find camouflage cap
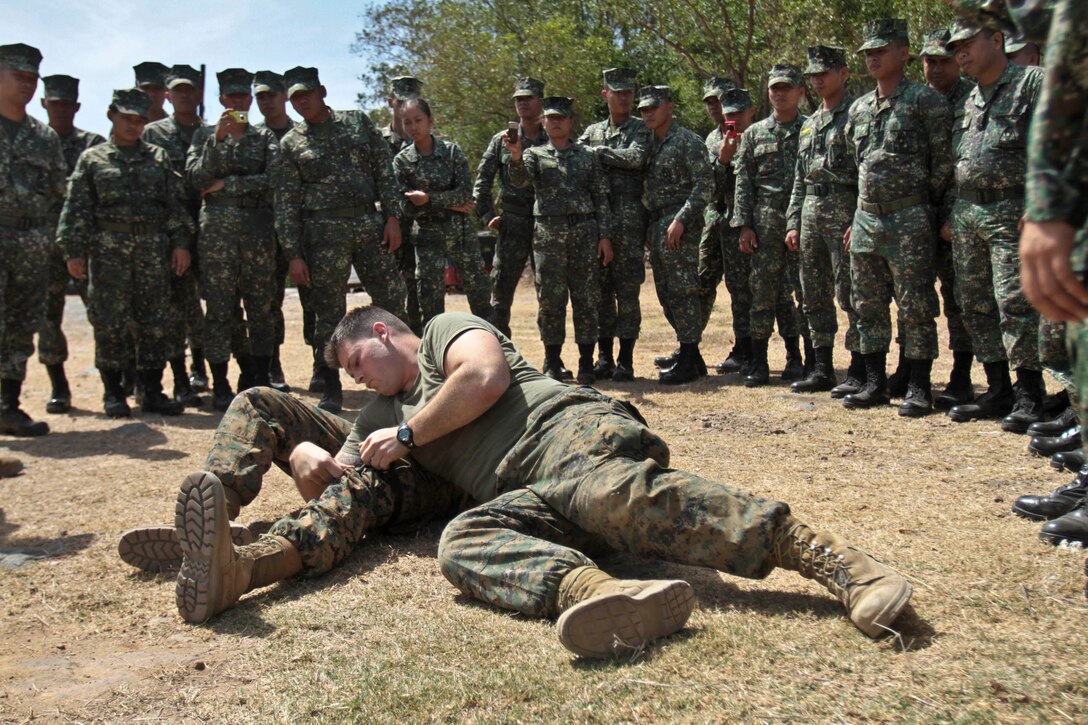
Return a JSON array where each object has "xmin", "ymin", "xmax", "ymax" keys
[
  {"xmin": 284, "ymin": 66, "xmax": 321, "ymax": 97},
  {"xmin": 948, "ymin": 17, "xmax": 984, "ymax": 46},
  {"xmin": 0, "ymin": 43, "xmax": 43, "ymax": 74},
  {"xmin": 42, "ymin": 74, "xmax": 79, "ymax": 102},
  {"xmin": 1004, "ymin": 35, "xmax": 1029, "ymax": 55},
  {"xmin": 134, "ymin": 61, "xmax": 168, "ymax": 88},
  {"xmin": 637, "ymin": 85, "xmax": 672, "ymax": 110},
  {"xmin": 252, "ymin": 70, "xmax": 285, "ymax": 94},
  {"xmin": 804, "ymin": 46, "xmax": 849, "ymax": 74},
  {"xmin": 920, "ymin": 28, "xmax": 953, "ymax": 58},
  {"xmin": 857, "ymin": 18, "xmax": 910, "ymax": 52},
  {"xmin": 718, "ymin": 86, "xmax": 753, "ymax": 114},
  {"xmin": 602, "ymin": 67, "xmax": 636, "ymax": 91},
  {"xmin": 702, "ymin": 75, "xmax": 734, "ymax": 101},
  {"xmin": 165, "ymin": 64, "xmax": 201, "ymax": 90},
  {"xmin": 110, "ymin": 88, "xmax": 151, "ymax": 119},
  {"xmin": 389, "ymin": 75, "xmax": 423, "ymax": 100},
  {"xmin": 512, "ymin": 76, "xmax": 545, "ymax": 98},
  {"xmin": 541, "ymin": 96, "xmax": 574, "ymax": 117},
  {"xmin": 767, "ymin": 63, "xmax": 803, "ymax": 87},
  {"xmin": 217, "ymin": 68, "xmax": 253, "ymax": 96}
]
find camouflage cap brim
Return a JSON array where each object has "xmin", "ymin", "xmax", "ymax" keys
[
  {"xmin": 287, "ymin": 80, "xmax": 319, "ymax": 97},
  {"xmin": 1005, "ymin": 38, "xmax": 1028, "ymax": 54},
  {"xmin": 856, "ymin": 37, "xmax": 893, "ymax": 53}
]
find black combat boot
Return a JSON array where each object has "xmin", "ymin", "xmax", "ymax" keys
[
  {"xmin": 141, "ymin": 367, "xmax": 184, "ymax": 416},
  {"xmin": 1013, "ymin": 468, "xmax": 1088, "ymax": 521},
  {"xmin": 898, "ymin": 358, "xmax": 933, "ymax": 417},
  {"xmin": 542, "ymin": 344, "xmax": 566, "ymax": 381},
  {"xmin": 0, "ymin": 379, "xmax": 49, "ymax": 437},
  {"xmin": 716, "ymin": 336, "xmax": 751, "ymax": 375},
  {"xmin": 269, "ymin": 345, "xmax": 290, "ymax": 393},
  {"xmin": 934, "ymin": 351, "xmax": 974, "ymax": 410},
  {"xmin": 744, "ymin": 338, "xmax": 771, "ymax": 388},
  {"xmin": 189, "ymin": 348, "xmax": 209, "ymax": 392},
  {"xmin": 654, "ymin": 348, "xmax": 680, "ymax": 369},
  {"xmin": 613, "ymin": 338, "xmax": 636, "ymax": 382},
  {"xmin": 801, "ymin": 336, "xmax": 815, "ymax": 378},
  {"xmin": 593, "ymin": 337, "xmax": 615, "ymax": 380},
  {"xmin": 781, "ymin": 336, "xmax": 803, "ymax": 381},
  {"xmin": 1001, "ymin": 368, "xmax": 1046, "ymax": 433},
  {"xmin": 171, "ymin": 356, "xmax": 203, "ymax": 408},
  {"xmin": 120, "ymin": 360, "xmax": 138, "ymax": 398},
  {"xmin": 250, "ymin": 355, "xmax": 273, "ymax": 389},
  {"xmin": 659, "ymin": 343, "xmax": 701, "ymax": 385},
  {"xmin": 886, "ymin": 347, "xmax": 910, "ymax": 398},
  {"xmin": 45, "ymin": 363, "xmax": 71, "ymax": 414},
  {"xmin": 577, "ymin": 343, "xmax": 596, "ymax": 386},
  {"xmin": 1052, "ymin": 448, "xmax": 1086, "ymax": 473},
  {"xmin": 842, "ymin": 352, "xmax": 889, "ymax": 409},
  {"xmin": 791, "ymin": 346, "xmax": 836, "ymax": 393},
  {"xmin": 948, "ymin": 361, "xmax": 1013, "ymax": 422},
  {"xmin": 1039, "ymin": 501, "xmax": 1088, "ymax": 546},
  {"xmin": 318, "ymin": 364, "xmax": 343, "ymax": 413},
  {"xmin": 830, "ymin": 351, "xmax": 865, "ymax": 399},
  {"xmin": 210, "ymin": 361, "xmax": 234, "ymax": 412},
  {"xmin": 1029, "ymin": 407, "xmax": 1078, "ymax": 437},
  {"xmin": 100, "ymin": 369, "xmax": 131, "ymax": 419},
  {"xmin": 308, "ymin": 354, "xmax": 325, "ymax": 394}
]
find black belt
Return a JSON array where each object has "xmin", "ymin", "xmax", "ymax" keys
[
  {"xmin": 0, "ymin": 214, "xmax": 45, "ymax": 230},
  {"xmin": 955, "ymin": 186, "xmax": 1024, "ymax": 204},
  {"xmin": 806, "ymin": 183, "xmax": 858, "ymax": 198},
  {"xmin": 500, "ymin": 200, "xmax": 533, "ymax": 217},
  {"xmin": 857, "ymin": 194, "xmax": 926, "ymax": 216},
  {"xmin": 97, "ymin": 220, "xmax": 161, "ymax": 234},
  {"xmin": 302, "ymin": 204, "xmax": 377, "ymax": 220},
  {"xmin": 535, "ymin": 212, "xmax": 595, "ymax": 226},
  {"xmin": 648, "ymin": 203, "xmax": 684, "ymax": 223},
  {"xmin": 204, "ymin": 195, "xmax": 267, "ymax": 209}
]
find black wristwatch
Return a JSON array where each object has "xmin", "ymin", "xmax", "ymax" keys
[{"xmin": 396, "ymin": 422, "xmax": 415, "ymax": 449}]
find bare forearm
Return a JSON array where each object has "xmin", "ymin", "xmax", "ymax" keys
[{"xmin": 408, "ymin": 365, "xmax": 509, "ymax": 445}]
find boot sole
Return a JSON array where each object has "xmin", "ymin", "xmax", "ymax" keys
[
  {"xmin": 1010, "ymin": 505, "xmax": 1051, "ymax": 522},
  {"xmin": 556, "ymin": 580, "xmax": 695, "ymax": 658},
  {"xmin": 852, "ymin": 579, "xmax": 913, "ymax": 638},
  {"xmin": 175, "ymin": 471, "xmax": 228, "ymax": 623},
  {"xmin": 120, "ymin": 522, "xmax": 253, "ymax": 571}
]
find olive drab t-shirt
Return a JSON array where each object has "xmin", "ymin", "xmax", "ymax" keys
[{"xmin": 341, "ymin": 312, "xmax": 567, "ymax": 502}]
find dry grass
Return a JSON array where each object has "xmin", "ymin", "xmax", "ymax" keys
[{"xmin": 1, "ymin": 274, "xmax": 1086, "ymax": 723}]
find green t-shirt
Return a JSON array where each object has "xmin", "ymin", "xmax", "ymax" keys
[{"xmin": 340, "ymin": 312, "xmax": 567, "ymax": 502}]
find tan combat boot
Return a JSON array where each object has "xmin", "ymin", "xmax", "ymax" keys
[
  {"xmin": 175, "ymin": 471, "xmax": 302, "ymax": 623},
  {"xmin": 770, "ymin": 515, "xmax": 912, "ymax": 637},
  {"xmin": 554, "ymin": 566, "xmax": 695, "ymax": 658},
  {"xmin": 118, "ymin": 522, "xmax": 254, "ymax": 571},
  {"xmin": 0, "ymin": 453, "xmax": 24, "ymax": 478}
]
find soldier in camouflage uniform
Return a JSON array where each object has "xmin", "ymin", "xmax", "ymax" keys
[
  {"xmin": 393, "ymin": 97, "xmax": 491, "ymax": 326},
  {"xmin": 732, "ymin": 64, "xmax": 808, "ymax": 388},
  {"xmin": 253, "ymin": 70, "xmax": 296, "ymax": 394},
  {"xmin": 187, "ymin": 68, "xmax": 281, "ymax": 411},
  {"xmin": 473, "ymin": 78, "xmax": 550, "ymax": 343},
  {"xmin": 639, "ymin": 86, "xmax": 714, "ymax": 384},
  {"xmin": 0, "ymin": 44, "xmax": 66, "ymax": 437},
  {"xmin": 142, "ymin": 65, "xmax": 207, "ymax": 408},
  {"xmin": 36, "ymin": 74, "xmax": 105, "ymax": 415},
  {"xmin": 842, "ymin": 19, "xmax": 952, "ymax": 416},
  {"xmin": 57, "ymin": 89, "xmax": 192, "ymax": 419},
  {"xmin": 275, "ymin": 66, "xmax": 407, "ymax": 413},
  {"xmin": 508, "ymin": 96, "xmax": 612, "ymax": 385},
  {"xmin": 785, "ymin": 47, "xmax": 859, "ymax": 395},
  {"xmin": 941, "ymin": 20, "xmax": 1045, "ymax": 432},
  {"xmin": 577, "ymin": 68, "xmax": 651, "ymax": 382},
  {"xmin": 917, "ymin": 28, "xmax": 978, "ymax": 410},
  {"xmin": 134, "ymin": 62, "xmax": 169, "ymax": 123},
  {"xmin": 169, "ymin": 305, "xmax": 912, "ymax": 657},
  {"xmin": 1005, "ymin": 34, "xmax": 1042, "ymax": 66}
]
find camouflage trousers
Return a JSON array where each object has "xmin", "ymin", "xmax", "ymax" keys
[
  {"xmin": 300, "ymin": 214, "xmax": 407, "ymax": 350},
  {"xmin": 164, "ymin": 264, "xmax": 204, "ymax": 360},
  {"xmin": 1041, "ymin": 319, "xmax": 1076, "ymax": 403},
  {"xmin": 0, "ymin": 226, "xmax": 50, "ymax": 381},
  {"xmin": 414, "ymin": 215, "xmax": 492, "ymax": 326},
  {"xmin": 437, "ymin": 387, "xmax": 790, "ymax": 618},
  {"xmin": 398, "ymin": 225, "xmax": 422, "ymax": 332},
  {"xmin": 490, "ymin": 211, "xmax": 535, "ymax": 337},
  {"xmin": 934, "ymin": 234, "xmax": 972, "ymax": 353},
  {"xmin": 1073, "ymin": 320, "xmax": 1088, "ymax": 447},
  {"xmin": 532, "ymin": 218, "xmax": 601, "ymax": 346},
  {"xmin": 747, "ymin": 208, "xmax": 805, "ymax": 341},
  {"xmin": 648, "ymin": 210, "xmax": 703, "ymax": 344},
  {"xmin": 199, "ymin": 207, "xmax": 277, "ymax": 364},
  {"xmin": 950, "ymin": 198, "xmax": 1040, "ymax": 370},
  {"xmin": 849, "ymin": 206, "xmax": 939, "ymax": 359},
  {"xmin": 205, "ymin": 388, "xmax": 462, "ymax": 574},
  {"xmin": 38, "ymin": 240, "xmax": 88, "ymax": 366},
  {"xmin": 273, "ymin": 243, "xmax": 289, "ymax": 347},
  {"xmin": 87, "ymin": 232, "xmax": 171, "ymax": 371},
  {"xmin": 597, "ymin": 197, "xmax": 646, "ymax": 341},
  {"xmin": 699, "ymin": 213, "xmax": 745, "ymax": 336},
  {"xmin": 799, "ymin": 195, "xmax": 858, "ymax": 351}
]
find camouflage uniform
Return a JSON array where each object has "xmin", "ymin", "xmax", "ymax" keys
[
  {"xmin": 393, "ymin": 136, "xmax": 491, "ymax": 324},
  {"xmin": 473, "ymin": 77, "xmax": 549, "ymax": 338}
]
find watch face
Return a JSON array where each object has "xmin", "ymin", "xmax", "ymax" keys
[{"xmin": 397, "ymin": 426, "xmax": 411, "ymax": 444}]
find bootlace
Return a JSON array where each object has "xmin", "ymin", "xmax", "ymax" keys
[{"xmin": 774, "ymin": 529, "xmax": 849, "ymax": 603}]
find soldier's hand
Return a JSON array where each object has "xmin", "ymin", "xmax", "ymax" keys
[
  {"xmin": 739, "ymin": 226, "xmax": 757, "ymax": 254},
  {"xmin": 940, "ymin": 222, "xmax": 952, "ymax": 241},
  {"xmin": 202, "ymin": 178, "xmax": 226, "ymax": 197},
  {"xmin": 289, "ymin": 442, "xmax": 349, "ymax": 496},
  {"xmin": 1021, "ymin": 220, "xmax": 1088, "ymax": 321},
  {"xmin": 405, "ymin": 190, "xmax": 429, "ymax": 207},
  {"xmin": 171, "ymin": 249, "xmax": 191, "ymax": 277},
  {"xmin": 451, "ymin": 200, "xmax": 475, "ymax": 214},
  {"xmin": 383, "ymin": 216, "xmax": 402, "ymax": 253},
  {"xmin": 598, "ymin": 237, "xmax": 614, "ymax": 266},
  {"xmin": 718, "ymin": 134, "xmax": 739, "ymax": 165},
  {"xmin": 289, "ymin": 258, "xmax": 311, "ymax": 287},
  {"xmin": 359, "ymin": 426, "xmax": 408, "ymax": 470},
  {"xmin": 502, "ymin": 132, "xmax": 523, "ymax": 159},
  {"xmin": 214, "ymin": 110, "xmax": 237, "ymax": 142},
  {"xmin": 487, "ymin": 216, "xmax": 502, "ymax": 232},
  {"xmin": 843, "ymin": 225, "xmax": 852, "ymax": 252},
  {"xmin": 785, "ymin": 229, "xmax": 800, "ymax": 252},
  {"xmin": 665, "ymin": 219, "xmax": 685, "ymax": 251},
  {"xmin": 67, "ymin": 258, "xmax": 87, "ymax": 280}
]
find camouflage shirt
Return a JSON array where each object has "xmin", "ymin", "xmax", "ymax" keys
[
  {"xmin": 577, "ymin": 116, "xmax": 652, "ymax": 200},
  {"xmin": 944, "ymin": 76, "xmax": 977, "ymax": 112},
  {"xmin": 786, "ymin": 96, "xmax": 858, "ymax": 232},
  {"xmin": 704, "ymin": 126, "xmax": 739, "ymax": 219},
  {"xmin": 380, "ymin": 124, "xmax": 412, "ymax": 157},
  {"xmin": 256, "ymin": 117, "xmax": 296, "ymax": 142},
  {"xmin": 56, "ymin": 141, "xmax": 195, "ymax": 259},
  {"xmin": 644, "ymin": 122, "xmax": 713, "ymax": 227},
  {"xmin": 142, "ymin": 114, "xmax": 209, "ymax": 217},
  {"xmin": 508, "ymin": 141, "xmax": 611, "ymax": 237},
  {"xmin": 845, "ymin": 78, "xmax": 954, "ymax": 207},
  {"xmin": 392, "ymin": 136, "xmax": 472, "ymax": 224},
  {"xmin": 52, "ymin": 127, "xmax": 106, "ymax": 217},
  {"xmin": 274, "ymin": 109, "xmax": 399, "ymax": 260},
  {"xmin": 472, "ymin": 124, "xmax": 549, "ymax": 224},
  {"xmin": 732, "ymin": 113, "xmax": 806, "ymax": 228},
  {"xmin": 0, "ymin": 113, "xmax": 67, "ymax": 219},
  {"xmin": 186, "ymin": 123, "xmax": 281, "ymax": 208}
]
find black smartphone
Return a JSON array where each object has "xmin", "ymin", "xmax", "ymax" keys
[{"xmin": 506, "ymin": 121, "xmax": 518, "ymax": 143}]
